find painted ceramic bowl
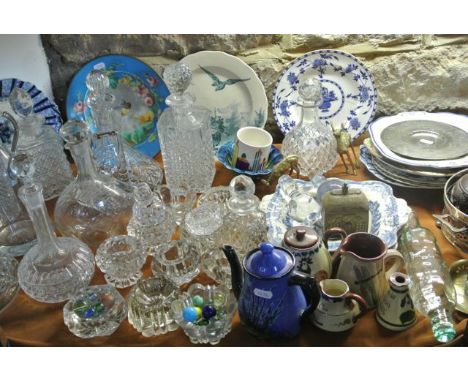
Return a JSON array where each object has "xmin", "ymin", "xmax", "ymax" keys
[{"xmin": 217, "ymin": 140, "xmax": 283, "ymax": 176}]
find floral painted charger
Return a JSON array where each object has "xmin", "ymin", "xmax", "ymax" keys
[
  {"xmin": 273, "ymin": 49, "xmax": 377, "ymax": 141},
  {"xmin": 181, "ymin": 51, "xmax": 268, "ymax": 150},
  {"xmin": 66, "ymin": 55, "xmax": 169, "ymax": 157}
]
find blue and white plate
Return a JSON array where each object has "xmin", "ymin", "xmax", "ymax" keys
[
  {"xmin": 217, "ymin": 140, "xmax": 283, "ymax": 176},
  {"xmin": 273, "ymin": 49, "xmax": 377, "ymax": 141},
  {"xmin": 0, "ymin": 78, "xmax": 62, "ymax": 147},
  {"xmin": 66, "ymin": 55, "xmax": 169, "ymax": 157}
]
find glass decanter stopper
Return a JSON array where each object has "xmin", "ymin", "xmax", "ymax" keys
[
  {"xmin": 220, "ymin": 175, "xmax": 267, "ymax": 259},
  {"xmin": 127, "ymin": 182, "xmax": 176, "ymax": 256},
  {"xmin": 281, "ymin": 72, "xmax": 337, "ymax": 178},
  {"xmin": 11, "ymin": 153, "xmax": 95, "ymax": 303},
  {"xmin": 54, "ymin": 120, "xmax": 134, "ymax": 251},
  {"xmin": 7, "ymin": 88, "xmax": 74, "ymax": 200},
  {"xmin": 86, "ymin": 70, "xmax": 163, "ymax": 190},
  {"xmin": 158, "ymin": 63, "xmax": 215, "ymax": 193}
]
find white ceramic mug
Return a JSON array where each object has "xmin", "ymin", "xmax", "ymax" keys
[{"xmin": 233, "ymin": 127, "xmax": 272, "ymax": 172}]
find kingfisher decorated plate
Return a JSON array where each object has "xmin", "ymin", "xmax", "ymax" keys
[
  {"xmin": 0, "ymin": 78, "xmax": 62, "ymax": 147},
  {"xmin": 273, "ymin": 49, "xmax": 377, "ymax": 141},
  {"xmin": 217, "ymin": 140, "xmax": 283, "ymax": 176},
  {"xmin": 181, "ymin": 51, "xmax": 268, "ymax": 150},
  {"xmin": 66, "ymin": 55, "xmax": 169, "ymax": 157}
]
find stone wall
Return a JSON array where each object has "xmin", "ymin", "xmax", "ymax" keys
[{"xmin": 41, "ymin": 34, "xmax": 468, "ymax": 141}]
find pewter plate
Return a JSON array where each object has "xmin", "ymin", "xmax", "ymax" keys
[{"xmin": 381, "ymin": 120, "xmax": 468, "ymax": 161}]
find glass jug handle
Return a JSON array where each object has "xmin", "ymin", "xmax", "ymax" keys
[
  {"xmin": 1, "ymin": 112, "xmax": 19, "ymax": 179},
  {"xmin": 289, "ymin": 270, "xmax": 320, "ymax": 318}
]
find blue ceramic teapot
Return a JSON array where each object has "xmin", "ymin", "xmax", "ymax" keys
[{"xmin": 222, "ymin": 242, "xmax": 319, "ymax": 338}]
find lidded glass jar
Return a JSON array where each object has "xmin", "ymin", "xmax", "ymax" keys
[
  {"xmin": 158, "ymin": 63, "xmax": 215, "ymax": 193},
  {"xmin": 281, "ymin": 72, "xmax": 337, "ymax": 178},
  {"xmin": 86, "ymin": 70, "xmax": 163, "ymax": 190},
  {"xmin": 11, "ymin": 153, "xmax": 95, "ymax": 303},
  {"xmin": 54, "ymin": 120, "xmax": 134, "ymax": 251}
]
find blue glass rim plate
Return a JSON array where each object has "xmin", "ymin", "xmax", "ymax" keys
[
  {"xmin": 0, "ymin": 78, "xmax": 62, "ymax": 148},
  {"xmin": 217, "ymin": 140, "xmax": 283, "ymax": 176},
  {"xmin": 66, "ymin": 54, "xmax": 169, "ymax": 158},
  {"xmin": 273, "ymin": 49, "xmax": 377, "ymax": 142}
]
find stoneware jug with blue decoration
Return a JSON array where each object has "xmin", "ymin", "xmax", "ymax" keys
[{"xmin": 222, "ymin": 242, "xmax": 319, "ymax": 338}]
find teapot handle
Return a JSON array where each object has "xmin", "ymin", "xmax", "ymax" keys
[
  {"xmin": 289, "ymin": 270, "xmax": 320, "ymax": 318},
  {"xmin": 322, "ymin": 227, "xmax": 347, "ymax": 249}
]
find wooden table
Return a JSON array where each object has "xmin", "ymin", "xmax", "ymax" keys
[{"xmin": 1, "ymin": 151, "xmax": 467, "ymax": 346}]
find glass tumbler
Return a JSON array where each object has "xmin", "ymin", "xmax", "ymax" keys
[{"xmin": 96, "ymin": 235, "xmax": 146, "ymax": 288}]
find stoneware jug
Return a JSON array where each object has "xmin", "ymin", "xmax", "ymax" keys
[
  {"xmin": 222, "ymin": 243, "xmax": 320, "ymax": 339},
  {"xmin": 376, "ymin": 272, "xmax": 416, "ymax": 331},
  {"xmin": 283, "ymin": 226, "xmax": 346, "ymax": 280},
  {"xmin": 331, "ymin": 232, "xmax": 404, "ymax": 308},
  {"xmin": 311, "ymin": 279, "xmax": 368, "ymax": 332}
]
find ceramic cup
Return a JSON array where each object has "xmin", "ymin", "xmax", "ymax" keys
[{"xmin": 234, "ymin": 127, "xmax": 272, "ymax": 172}]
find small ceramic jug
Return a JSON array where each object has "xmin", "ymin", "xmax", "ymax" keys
[
  {"xmin": 376, "ymin": 272, "xmax": 416, "ymax": 331},
  {"xmin": 332, "ymin": 232, "xmax": 404, "ymax": 308},
  {"xmin": 311, "ymin": 279, "xmax": 368, "ymax": 332},
  {"xmin": 283, "ymin": 226, "xmax": 346, "ymax": 280}
]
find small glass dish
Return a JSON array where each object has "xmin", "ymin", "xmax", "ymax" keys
[
  {"xmin": 171, "ymin": 283, "xmax": 237, "ymax": 345},
  {"xmin": 63, "ymin": 285, "xmax": 127, "ymax": 339},
  {"xmin": 151, "ymin": 239, "xmax": 200, "ymax": 287},
  {"xmin": 127, "ymin": 276, "xmax": 180, "ymax": 337},
  {"xmin": 0, "ymin": 256, "xmax": 19, "ymax": 313},
  {"xmin": 96, "ymin": 235, "xmax": 146, "ymax": 288}
]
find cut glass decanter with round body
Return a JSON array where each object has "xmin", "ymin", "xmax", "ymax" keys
[
  {"xmin": 11, "ymin": 154, "xmax": 95, "ymax": 303},
  {"xmin": 54, "ymin": 121, "xmax": 134, "ymax": 252},
  {"xmin": 86, "ymin": 70, "xmax": 163, "ymax": 191},
  {"xmin": 281, "ymin": 73, "xmax": 337, "ymax": 178},
  {"xmin": 158, "ymin": 63, "xmax": 215, "ymax": 193}
]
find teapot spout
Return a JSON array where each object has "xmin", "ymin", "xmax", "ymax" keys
[{"xmin": 222, "ymin": 245, "xmax": 243, "ymax": 300}]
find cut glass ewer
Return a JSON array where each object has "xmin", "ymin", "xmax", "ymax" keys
[
  {"xmin": 86, "ymin": 70, "xmax": 163, "ymax": 191},
  {"xmin": 11, "ymin": 153, "xmax": 95, "ymax": 303}
]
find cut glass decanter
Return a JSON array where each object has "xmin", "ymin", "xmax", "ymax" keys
[
  {"xmin": 281, "ymin": 72, "xmax": 337, "ymax": 178},
  {"xmin": 158, "ymin": 63, "xmax": 215, "ymax": 193},
  {"xmin": 86, "ymin": 70, "xmax": 163, "ymax": 190},
  {"xmin": 54, "ymin": 120, "xmax": 134, "ymax": 251},
  {"xmin": 11, "ymin": 153, "xmax": 95, "ymax": 303}
]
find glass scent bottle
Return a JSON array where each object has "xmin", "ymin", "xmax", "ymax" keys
[
  {"xmin": 398, "ymin": 212, "xmax": 457, "ymax": 343},
  {"xmin": 158, "ymin": 62, "xmax": 215, "ymax": 193},
  {"xmin": 220, "ymin": 175, "xmax": 267, "ymax": 259},
  {"xmin": 5, "ymin": 89, "xmax": 73, "ymax": 200},
  {"xmin": 11, "ymin": 154, "xmax": 95, "ymax": 303},
  {"xmin": 281, "ymin": 72, "xmax": 337, "ymax": 178},
  {"xmin": 127, "ymin": 183, "xmax": 176, "ymax": 256},
  {"xmin": 86, "ymin": 70, "xmax": 163, "ymax": 190},
  {"xmin": 54, "ymin": 120, "xmax": 134, "ymax": 251},
  {"xmin": 63, "ymin": 285, "xmax": 127, "ymax": 339}
]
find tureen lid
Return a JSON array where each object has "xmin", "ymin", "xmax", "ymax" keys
[
  {"xmin": 283, "ymin": 226, "xmax": 319, "ymax": 249},
  {"xmin": 245, "ymin": 243, "xmax": 294, "ymax": 278}
]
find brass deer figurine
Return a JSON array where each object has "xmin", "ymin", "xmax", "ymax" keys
[
  {"xmin": 332, "ymin": 122, "xmax": 360, "ymax": 175},
  {"xmin": 261, "ymin": 155, "xmax": 301, "ymax": 187}
]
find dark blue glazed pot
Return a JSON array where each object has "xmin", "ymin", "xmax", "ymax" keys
[{"xmin": 222, "ymin": 243, "xmax": 320, "ymax": 339}]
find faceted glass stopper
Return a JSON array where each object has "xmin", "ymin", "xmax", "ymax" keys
[
  {"xmin": 60, "ymin": 120, "xmax": 89, "ymax": 144},
  {"xmin": 163, "ymin": 62, "xmax": 192, "ymax": 96},
  {"xmin": 227, "ymin": 175, "xmax": 258, "ymax": 213},
  {"xmin": 9, "ymin": 87, "xmax": 34, "ymax": 118},
  {"xmin": 9, "ymin": 153, "xmax": 35, "ymax": 186},
  {"xmin": 298, "ymin": 71, "xmax": 322, "ymax": 105},
  {"xmin": 86, "ymin": 70, "xmax": 110, "ymax": 93}
]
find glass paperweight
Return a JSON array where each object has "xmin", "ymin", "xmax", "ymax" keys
[
  {"xmin": 159, "ymin": 184, "xmax": 196, "ymax": 225},
  {"xmin": 220, "ymin": 175, "xmax": 267, "ymax": 259},
  {"xmin": 96, "ymin": 235, "xmax": 146, "ymax": 288},
  {"xmin": 0, "ymin": 256, "xmax": 19, "ymax": 313},
  {"xmin": 127, "ymin": 276, "xmax": 180, "ymax": 337},
  {"xmin": 11, "ymin": 154, "xmax": 95, "ymax": 303},
  {"xmin": 281, "ymin": 72, "xmax": 337, "ymax": 179},
  {"xmin": 63, "ymin": 285, "xmax": 127, "ymax": 339},
  {"xmin": 171, "ymin": 283, "xmax": 237, "ymax": 345},
  {"xmin": 86, "ymin": 70, "xmax": 163, "ymax": 190},
  {"xmin": 127, "ymin": 183, "xmax": 176, "ymax": 256},
  {"xmin": 6, "ymin": 88, "xmax": 73, "ymax": 200},
  {"xmin": 54, "ymin": 121, "xmax": 134, "ymax": 251},
  {"xmin": 151, "ymin": 239, "xmax": 200, "ymax": 287},
  {"xmin": 158, "ymin": 62, "xmax": 215, "ymax": 193}
]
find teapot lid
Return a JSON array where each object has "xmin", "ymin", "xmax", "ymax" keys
[
  {"xmin": 283, "ymin": 226, "xmax": 319, "ymax": 249},
  {"xmin": 245, "ymin": 243, "xmax": 294, "ymax": 279}
]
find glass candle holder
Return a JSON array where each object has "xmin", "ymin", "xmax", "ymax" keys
[{"xmin": 96, "ymin": 235, "xmax": 146, "ymax": 288}]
